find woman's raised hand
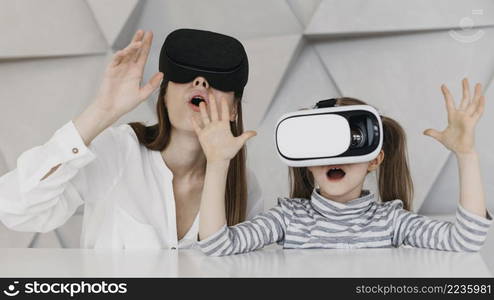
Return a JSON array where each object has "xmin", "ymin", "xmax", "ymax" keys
[
  {"xmin": 93, "ymin": 30, "xmax": 164, "ymax": 120},
  {"xmin": 424, "ymin": 78, "xmax": 486, "ymax": 155},
  {"xmin": 190, "ymin": 95, "xmax": 257, "ymax": 164},
  {"xmin": 72, "ymin": 30, "xmax": 164, "ymax": 146}
]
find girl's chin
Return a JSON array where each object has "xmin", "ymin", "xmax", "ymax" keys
[
  {"xmin": 318, "ymin": 181, "xmax": 356, "ymax": 196},
  {"xmin": 318, "ymin": 187, "xmax": 350, "ymax": 198}
]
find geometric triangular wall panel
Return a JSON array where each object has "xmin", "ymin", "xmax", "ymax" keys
[
  {"xmin": 286, "ymin": 0, "xmax": 322, "ymax": 27},
  {"xmin": 86, "ymin": 0, "xmax": 141, "ymax": 48},
  {"xmin": 134, "ymin": 0, "xmax": 302, "ymax": 41},
  {"xmin": 0, "ymin": 0, "xmax": 107, "ymax": 59},
  {"xmin": 0, "ymin": 151, "xmax": 7, "ymax": 177},
  {"xmin": 306, "ymin": 0, "xmax": 494, "ymax": 36},
  {"xmin": 0, "ymin": 55, "xmax": 107, "ymax": 170},
  {"xmin": 242, "ymin": 34, "xmax": 303, "ymax": 128}
]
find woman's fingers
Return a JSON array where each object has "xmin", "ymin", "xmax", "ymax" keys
[
  {"xmin": 121, "ymin": 41, "xmax": 143, "ymax": 64},
  {"xmin": 129, "ymin": 30, "xmax": 145, "ymax": 62},
  {"xmin": 221, "ymin": 97, "xmax": 230, "ymax": 122},
  {"xmin": 136, "ymin": 31, "xmax": 153, "ymax": 69},
  {"xmin": 459, "ymin": 78, "xmax": 471, "ymax": 110},
  {"xmin": 209, "ymin": 93, "xmax": 219, "ymax": 122},
  {"xmin": 110, "ymin": 30, "xmax": 152, "ymax": 67},
  {"xmin": 138, "ymin": 72, "xmax": 164, "ymax": 101},
  {"xmin": 237, "ymin": 130, "xmax": 257, "ymax": 146},
  {"xmin": 110, "ymin": 50, "xmax": 125, "ymax": 67},
  {"xmin": 131, "ymin": 29, "xmax": 145, "ymax": 44},
  {"xmin": 199, "ymin": 101, "xmax": 210, "ymax": 125},
  {"xmin": 110, "ymin": 41, "xmax": 142, "ymax": 67}
]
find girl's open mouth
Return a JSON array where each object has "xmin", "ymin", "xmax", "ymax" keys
[{"xmin": 326, "ymin": 167, "xmax": 346, "ymax": 181}]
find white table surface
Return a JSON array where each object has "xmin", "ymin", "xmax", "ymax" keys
[{"xmin": 0, "ymin": 246, "xmax": 491, "ymax": 277}]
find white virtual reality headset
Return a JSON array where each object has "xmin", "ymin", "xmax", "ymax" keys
[{"xmin": 275, "ymin": 99, "xmax": 383, "ymax": 167}]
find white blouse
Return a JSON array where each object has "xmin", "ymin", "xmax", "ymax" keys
[{"xmin": 0, "ymin": 121, "xmax": 263, "ymax": 249}]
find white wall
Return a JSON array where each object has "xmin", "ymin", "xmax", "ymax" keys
[{"xmin": 0, "ymin": 0, "xmax": 493, "ymax": 273}]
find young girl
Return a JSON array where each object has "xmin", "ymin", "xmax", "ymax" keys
[{"xmin": 191, "ymin": 79, "xmax": 492, "ymax": 256}]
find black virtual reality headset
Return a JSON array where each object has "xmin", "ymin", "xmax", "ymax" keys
[
  {"xmin": 275, "ymin": 99, "xmax": 383, "ymax": 167},
  {"xmin": 159, "ymin": 28, "xmax": 249, "ymax": 94}
]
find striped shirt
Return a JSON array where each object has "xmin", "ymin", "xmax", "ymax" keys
[{"xmin": 198, "ymin": 190, "xmax": 492, "ymax": 256}]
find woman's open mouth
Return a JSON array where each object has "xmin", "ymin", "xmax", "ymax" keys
[
  {"xmin": 188, "ymin": 95, "xmax": 207, "ymax": 112},
  {"xmin": 326, "ymin": 167, "xmax": 346, "ymax": 181}
]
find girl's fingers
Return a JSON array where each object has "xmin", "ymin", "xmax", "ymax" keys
[
  {"xmin": 138, "ymin": 72, "xmax": 163, "ymax": 101},
  {"xmin": 209, "ymin": 93, "xmax": 219, "ymax": 122},
  {"xmin": 221, "ymin": 97, "xmax": 230, "ymax": 122},
  {"xmin": 471, "ymin": 95, "xmax": 486, "ymax": 121},
  {"xmin": 199, "ymin": 101, "xmax": 210, "ymax": 125},
  {"xmin": 423, "ymin": 128, "xmax": 442, "ymax": 142},
  {"xmin": 467, "ymin": 83, "xmax": 482, "ymax": 116},
  {"xmin": 441, "ymin": 84, "xmax": 456, "ymax": 116},
  {"xmin": 459, "ymin": 78, "xmax": 470, "ymax": 110}
]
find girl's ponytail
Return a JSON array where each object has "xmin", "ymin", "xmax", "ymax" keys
[{"xmin": 378, "ymin": 116, "xmax": 413, "ymax": 210}]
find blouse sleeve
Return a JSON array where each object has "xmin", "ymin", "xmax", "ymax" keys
[{"xmin": 0, "ymin": 120, "xmax": 128, "ymax": 233}]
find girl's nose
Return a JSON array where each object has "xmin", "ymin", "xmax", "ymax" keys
[{"xmin": 193, "ymin": 77, "xmax": 209, "ymax": 89}]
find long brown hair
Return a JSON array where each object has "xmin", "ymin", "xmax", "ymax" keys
[
  {"xmin": 129, "ymin": 80, "xmax": 247, "ymax": 225},
  {"xmin": 289, "ymin": 97, "xmax": 414, "ymax": 210}
]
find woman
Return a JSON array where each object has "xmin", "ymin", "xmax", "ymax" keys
[{"xmin": 0, "ymin": 29, "xmax": 262, "ymax": 249}]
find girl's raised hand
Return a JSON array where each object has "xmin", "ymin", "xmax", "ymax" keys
[
  {"xmin": 424, "ymin": 78, "xmax": 486, "ymax": 155},
  {"xmin": 190, "ymin": 94, "xmax": 257, "ymax": 163}
]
